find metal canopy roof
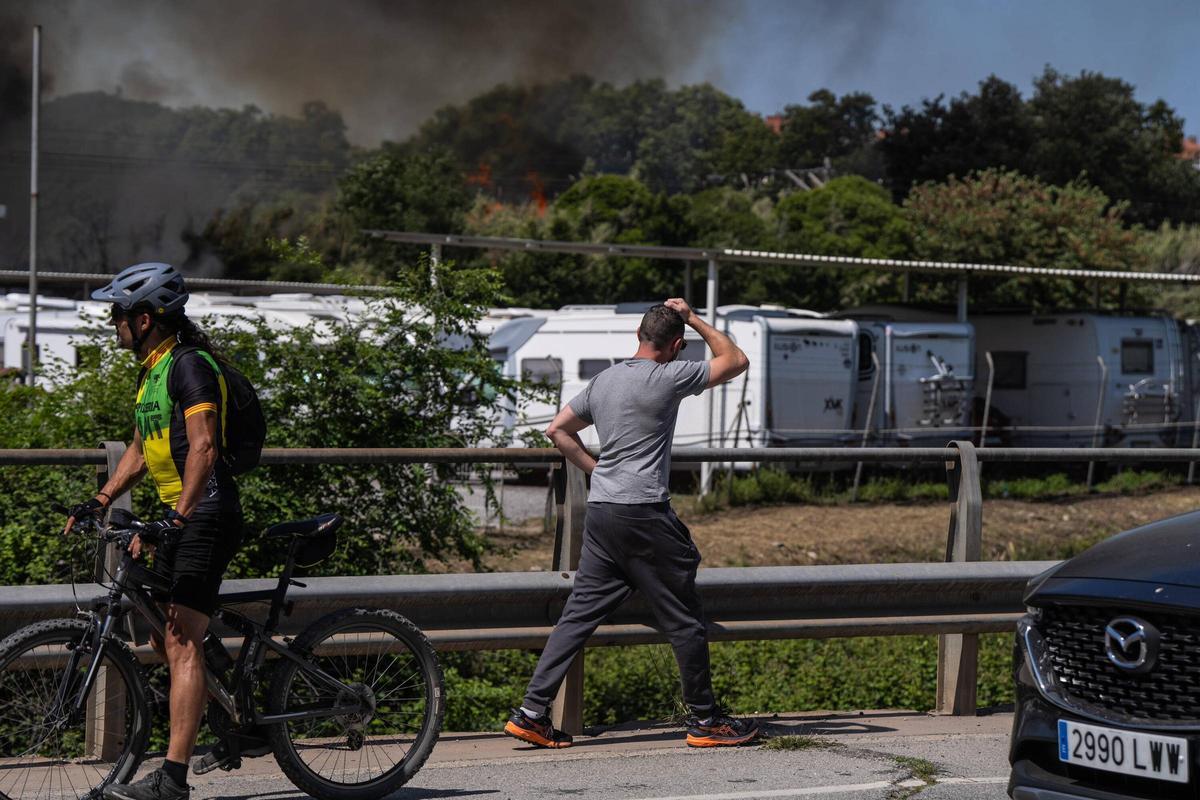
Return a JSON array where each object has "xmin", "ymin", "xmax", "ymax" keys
[{"xmin": 367, "ymin": 230, "xmax": 1200, "ymax": 285}]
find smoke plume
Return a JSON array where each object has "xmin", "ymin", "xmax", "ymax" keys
[{"xmin": 5, "ymin": 0, "xmax": 733, "ymax": 144}]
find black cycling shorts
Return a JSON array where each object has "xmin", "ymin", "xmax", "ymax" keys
[{"xmin": 151, "ymin": 510, "xmax": 244, "ymax": 616}]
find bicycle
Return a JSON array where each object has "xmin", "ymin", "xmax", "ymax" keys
[{"xmin": 0, "ymin": 507, "xmax": 444, "ymax": 800}]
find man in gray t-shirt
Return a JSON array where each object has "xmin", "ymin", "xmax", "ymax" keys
[
  {"xmin": 568, "ymin": 357, "xmax": 709, "ymax": 504},
  {"xmin": 504, "ymin": 299, "xmax": 762, "ymax": 750}
]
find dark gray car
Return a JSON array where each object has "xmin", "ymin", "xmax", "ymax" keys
[{"xmin": 1010, "ymin": 509, "xmax": 1200, "ymax": 799}]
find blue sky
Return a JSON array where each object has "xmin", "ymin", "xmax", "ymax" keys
[{"xmin": 707, "ymin": 0, "xmax": 1198, "ymax": 133}]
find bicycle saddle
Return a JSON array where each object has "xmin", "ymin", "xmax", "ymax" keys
[{"xmin": 264, "ymin": 513, "xmax": 343, "ymax": 540}]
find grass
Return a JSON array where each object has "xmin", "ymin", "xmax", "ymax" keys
[
  {"xmin": 894, "ymin": 755, "xmax": 940, "ymax": 783},
  {"xmin": 889, "ymin": 756, "xmax": 941, "ymax": 798},
  {"xmin": 694, "ymin": 466, "xmax": 1184, "ymax": 513},
  {"xmin": 762, "ymin": 734, "xmax": 841, "ymax": 751}
]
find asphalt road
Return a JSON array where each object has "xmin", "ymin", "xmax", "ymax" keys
[{"xmin": 174, "ymin": 710, "xmax": 1014, "ymax": 800}]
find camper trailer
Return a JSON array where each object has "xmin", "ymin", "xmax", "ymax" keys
[
  {"xmin": 3, "ymin": 302, "xmax": 339, "ymax": 386},
  {"xmin": 849, "ymin": 320, "xmax": 975, "ymax": 446},
  {"xmin": 972, "ymin": 313, "xmax": 1190, "ymax": 447},
  {"xmin": 486, "ymin": 304, "xmax": 860, "ymax": 456}
]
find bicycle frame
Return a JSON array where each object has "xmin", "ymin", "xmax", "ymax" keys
[{"xmin": 69, "ymin": 539, "xmax": 368, "ymax": 730}]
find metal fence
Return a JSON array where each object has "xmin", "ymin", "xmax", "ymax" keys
[{"xmin": 1, "ymin": 443, "xmax": 1197, "ymax": 735}]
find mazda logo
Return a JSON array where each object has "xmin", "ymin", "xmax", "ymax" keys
[{"xmin": 1104, "ymin": 616, "xmax": 1160, "ymax": 674}]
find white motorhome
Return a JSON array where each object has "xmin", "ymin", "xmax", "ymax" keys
[
  {"xmin": 3, "ymin": 302, "xmax": 339, "ymax": 385},
  {"xmin": 972, "ymin": 313, "xmax": 1190, "ymax": 447},
  {"xmin": 487, "ymin": 304, "xmax": 860, "ymax": 455},
  {"xmin": 849, "ymin": 319, "xmax": 975, "ymax": 446}
]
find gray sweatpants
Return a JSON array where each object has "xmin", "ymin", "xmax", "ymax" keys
[{"xmin": 522, "ymin": 501, "xmax": 716, "ymax": 718}]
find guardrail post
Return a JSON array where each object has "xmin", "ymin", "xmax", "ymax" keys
[
  {"xmin": 937, "ymin": 440, "xmax": 981, "ymax": 715},
  {"xmin": 551, "ymin": 461, "xmax": 587, "ymax": 735},
  {"xmin": 87, "ymin": 441, "xmax": 131, "ymax": 760}
]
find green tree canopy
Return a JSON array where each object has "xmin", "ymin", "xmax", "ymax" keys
[
  {"xmin": 772, "ymin": 176, "xmax": 912, "ymax": 309},
  {"xmin": 779, "ymin": 89, "xmax": 878, "ymax": 168},
  {"xmin": 880, "ymin": 68, "xmax": 1200, "ymax": 226},
  {"xmin": 903, "ymin": 168, "xmax": 1146, "ymax": 309},
  {"xmin": 0, "ymin": 255, "xmax": 533, "ymax": 582}
]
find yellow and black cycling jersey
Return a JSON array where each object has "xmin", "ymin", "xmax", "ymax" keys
[{"xmin": 135, "ymin": 339, "xmax": 240, "ymax": 513}]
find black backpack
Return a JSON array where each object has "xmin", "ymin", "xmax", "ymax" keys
[{"xmin": 153, "ymin": 345, "xmax": 267, "ymax": 476}]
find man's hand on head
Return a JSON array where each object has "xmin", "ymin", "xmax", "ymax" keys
[{"xmin": 664, "ymin": 298, "xmax": 693, "ymax": 324}]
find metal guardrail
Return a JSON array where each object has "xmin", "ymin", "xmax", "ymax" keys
[
  {"xmin": 0, "ymin": 442, "xmax": 1194, "ymax": 734},
  {"xmin": 0, "ymin": 562, "xmax": 1050, "ymax": 644}
]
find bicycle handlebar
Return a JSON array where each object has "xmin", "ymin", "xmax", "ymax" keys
[{"xmin": 54, "ymin": 503, "xmax": 165, "ymax": 547}]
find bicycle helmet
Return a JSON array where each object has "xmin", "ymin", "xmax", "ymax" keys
[{"xmin": 92, "ymin": 262, "xmax": 189, "ymax": 315}]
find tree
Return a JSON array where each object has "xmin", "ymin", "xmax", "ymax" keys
[
  {"xmin": 0, "ymin": 255, "xmax": 536, "ymax": 581},
  {"xmin": 903, "ymin": 169, "xmax": 1146, "ymax": 309},
  {"xmin": 335, "ymin": 143, "xmax": 472, "ymax": 277},
  {"xmin": 634, "ymin": 84, "xmax": 773, "ymax": 193},
  {"xmin": 879, "ymin": 69, "xmax": 1200, "ymax": 226},
  {"xmin": 1027, "ymin": 68, "xmax": 1200, "ymax": 225},
  {"xmin": 772, "ymin": 176, "xmax": 912, "ymax": 309},
  {"xmin": 780, "ymin": 89, "xmax": 879, "ymax": 168},
  {"xmin": 879, "ymin": 76, "xmax": 1032, "ymax": 198},
  {"xmin": 1139, "ymin": 224, "xmax": 1200, "ymax": 318},
  {"xmin": 468, "ymin": 175, "xmax": 692, "ymax": 306}
]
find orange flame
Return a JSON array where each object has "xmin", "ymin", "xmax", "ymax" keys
[
  {"xmin": 526, "ymin": 170, "xmax": 547, "ymax": 216},
  {"xmin": 466, "ymin": 162, "xmax": 493, "ymax": 188}
]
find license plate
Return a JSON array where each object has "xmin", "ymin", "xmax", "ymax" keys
[{"xmin": 1059, "ymin": 719, "xmax": 1189, "ymax": 783}]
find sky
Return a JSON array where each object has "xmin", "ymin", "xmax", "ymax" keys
[
  {"xmin": 715, "ymin": 0, "xmax": 1199, "ymax": 130},
  {"xmin": 7, "ymin": 0, "xmax": 1198, "ymax": 145}
]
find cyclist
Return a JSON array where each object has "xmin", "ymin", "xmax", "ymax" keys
[
  {"xmin": 505, "ymin": 299, "xmax": 762, "ymax": 748},
  {"xmin": 65, "ymin": 262, "xmax": 243, "ymax": 800}
]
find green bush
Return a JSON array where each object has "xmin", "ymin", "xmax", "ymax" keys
[
  {"xmin": 0, "ymin": 257, "xmax": 546, "ymax": 583},
  {"xmin": 1095, "ymin": 469, "xmax": 1180, "ymax": 495},
  {"xmin": 986, "ymin": 473, "xmax": 1084, "ymax": 500}
]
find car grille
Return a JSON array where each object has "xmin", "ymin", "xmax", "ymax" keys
[{"xmin": 1041, "ymin": 605, "xmax": 1200, "ymax": 723}]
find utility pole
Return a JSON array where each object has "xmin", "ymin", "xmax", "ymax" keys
[{"xmin": 26, "ymin": 25, "xmax": 41, "ymax": 386}]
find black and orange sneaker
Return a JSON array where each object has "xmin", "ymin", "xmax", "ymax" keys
[
  {"xmin": 685, "ymin": 713, "xmax": 761, "ymax": 747},
  {"xmin": 503, "ymin": 708, "xmax": 573, "ymax": 748}
]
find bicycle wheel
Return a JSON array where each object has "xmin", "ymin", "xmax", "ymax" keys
[
  {"xmin": 0, "ymin": 619, "xmax": 151, "ymax": 800},
  {"xmin": 266, "ymin": 608, "xmax": 444, "ymax": 800}
]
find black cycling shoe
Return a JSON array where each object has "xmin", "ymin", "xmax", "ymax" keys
[
  {"xmin": 192, "ymin": 738, "xmax": 271, "ymax": 775},
  {"xmin": 192, "ymin": 745, "xmax": 238, "ymax": 776},
  {"xmin": 102, "ymin": 768, "xmax": 189, "ymax": 800}
]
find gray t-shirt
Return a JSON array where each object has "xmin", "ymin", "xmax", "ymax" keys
[{"xmin": 567, "ymin": 358, "xmax": 711, "ymax": 504}]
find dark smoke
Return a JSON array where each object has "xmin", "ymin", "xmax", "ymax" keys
[{"xmin": 4, "ymin": 0, "xmax": 735, "ymax": 144}]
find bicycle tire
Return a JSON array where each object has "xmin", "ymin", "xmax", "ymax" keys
[
  {"xmin": 265, "ymin": 608, "xmax": 444, "ymax": 800},
  {"xmin": 0, "ymin": 618, "xmax": 151, "ymax": 800}
]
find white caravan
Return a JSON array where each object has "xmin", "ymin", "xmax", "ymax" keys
[
  {"xmin": 3, "ymin": 302, "xmax": 339, "ymax": 385},
  {"xmin": 972, "ymin": 313, "xmax": 1189, "ymax": 447},
  {"xmin": 848, "ymin": 319, "xmax": 976, "ymax": 446},
  {"xmin": 487, "ymin": 304, "xmax": 860, "ymax": 455}
]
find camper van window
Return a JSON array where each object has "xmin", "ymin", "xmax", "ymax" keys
[
  {"xmin": 579, "ymin": 359, "xmax": 612, "ymax": 380},
  {"xmin": 1121, "ymin": 340, "xmax": 1154, "ymax": 374},
  {"xmin": 522, "ymin": 357, "xmax": 563, "ymax": 384},
  {"xmin": 991, "ymin": 351, "xmax": 1027, "ymax": 390}
]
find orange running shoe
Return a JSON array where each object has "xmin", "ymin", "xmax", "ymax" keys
[
  {"xmin": 685, "ymin": 713, "xmax": 760, "ymax": 747},
  {"xmin": 503, "ymin": 708, "xmax": 574, "ymax": 748}
]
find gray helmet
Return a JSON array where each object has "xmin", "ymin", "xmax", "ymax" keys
[{"xmin": 92, "ymin": 262, "xmax": 188, "ymax": 315}]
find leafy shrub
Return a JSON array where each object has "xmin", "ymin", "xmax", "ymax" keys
[
  {"xmin": 0, "ymin": 257, "xmax": 544, "ymax": 582},
  {"xmin": 1095, "ymin": 469, "xmax": 1179, "ymax": 495}
]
